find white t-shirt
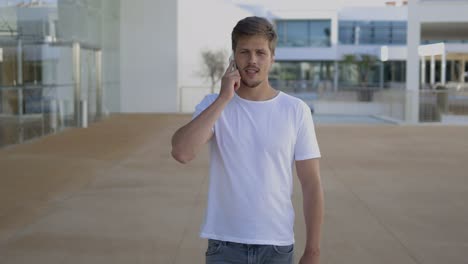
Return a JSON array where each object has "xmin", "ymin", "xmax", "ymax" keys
[{"xmin": 192, "ymin": 91, "xmax": 321, "ymax": 246}]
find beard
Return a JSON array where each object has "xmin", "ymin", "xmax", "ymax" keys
[{"xmin": 241, "ymin": 77, "xmax": 262, "ymax": 88}]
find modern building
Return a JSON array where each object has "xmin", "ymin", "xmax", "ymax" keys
[
  {"xmin": 1, "ymin": 0, "xmax": 468, "ymax": 147},
  {"xmin": 0, "ymin": 0, "xmax": 252, "ymax": 147},
  {"xmin": 406, "ymin": 0, "xmax": 468, "ymax": 122},
  {"xmin": 244, "ymin": 0, "xmax": 468, "ymax": 122},
  {"xmin": 271, "ymin": 5, "xmax": 408, "ymax": 92},
  {"xmin": 0, "ymin": 0, "xmax": 120, "ymax": 121}
]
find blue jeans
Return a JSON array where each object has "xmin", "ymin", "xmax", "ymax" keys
[{"xmin": 205, "ymin": 239, "xmax": 294, "ymax": 264}]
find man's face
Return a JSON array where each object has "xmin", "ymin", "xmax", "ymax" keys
[{"xmin": 234, "ymin": 35, "xmax": 274, "ymax": 89}]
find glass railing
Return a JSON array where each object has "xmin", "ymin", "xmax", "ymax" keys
[
  {"xmin": 0, "ymin": 83, "xmax": 102, "ymax": 148},
  {"xmin": 419, "ymin": 84, "xmax": 468, "ymax": 122},
  {"xmin": 0, "ymin": 0, "xmax": 120, "ymax": 148},
  {"xmin": 271, "ymin": 80, "xmax": 468, "ymax": 123},
  {"xmin": 178, "ymin": 83, "xmax": 468, "ymax": 125}
]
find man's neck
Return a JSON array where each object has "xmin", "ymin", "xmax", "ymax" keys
[{"xmin": 236, "ymin": 82, "xmax": 278, "ymax": 101}]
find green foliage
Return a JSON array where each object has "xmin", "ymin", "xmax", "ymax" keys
[{"xmin": 342, "ymin": 54, "xmax": 378, "ymax": 87}]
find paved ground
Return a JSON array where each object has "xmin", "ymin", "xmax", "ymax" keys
[{"xmin": 0, "ymin": 114, "xmax": 467, "ymax": 264}]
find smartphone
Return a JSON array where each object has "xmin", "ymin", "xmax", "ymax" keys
[{"xmin": 229, "ymin": 52, "xmax": 237, "ymax": 72}]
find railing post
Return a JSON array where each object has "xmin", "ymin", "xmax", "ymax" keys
[
  {"xmin": 80, "ymin": 99, "xmax": 88, "ymax": 128},
  {"xmin": 95, "ymin": 49, "xmax": 103, "ymax": 119},
  {"xmin": 421, "ymin": 56, "xmax": 426, "ymax": 86},
  {"xmin": 333, "ymin": 61, "xmax": 339, "ymax": 92},
  {"xmin": 380, "ymin": 61, "xmax": 384, "ymax": 89},
  {"xmin": 461, "ymin": 59, "xmax": 466, "ymax": 83},
  {"xmin": 73, "ymin": 42, "xmax": 81, "ymax": 127},
  {"xmin": 430, "ymin": 55, "xmax": 435, "ymax": 85},
  {"xmin": 17, "ymin": 39, "xmax": 23, "ymax": 118},
  {"xmin": 441, "ymin": 51, "xmax": 446, "ymax": 85},
  {"xmin": 50, "ymin": 99, "xmax": 57, "ymax": 131}
]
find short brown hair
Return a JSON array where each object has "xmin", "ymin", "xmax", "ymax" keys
[{"xmin": 231, "ymin": 16, "xmax": 278, "ymax": 55}]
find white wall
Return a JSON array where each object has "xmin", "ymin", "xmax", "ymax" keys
[
  {"xmin": 413, "ymin": 1, "xmax": 468, "ymax": 23},
  {"xmin": 120, "ymin": 0, "xmax": 178, "ymax": 113},
  {"xmin": 101, "ymin": 0, "xmax": 120, "ymax": 114},
  {"xmin": 405, "ymin": 0, "xmax": 421, "ymax": 123},
  {"xmin": 338, "ymin": 6, "xmax": 407, "ymax": 21},
  {"xmin": 177, "ymin": 0, "xmax": 252, "ymax": 112}
]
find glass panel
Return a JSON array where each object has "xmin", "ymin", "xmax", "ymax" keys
[
  {"xmin": 286, "ymin": 20, "xmax": 308, "ymax": 47},
  {"xmin": 276, "ymin": 21, "xmax": 286, "ymax": 47},
  {"xmin": 309, "ymin": 20, "xmax": 331, "ymax": 46},
  {"xmin": 358, "ymin": 22, "xmax": 374, "ymax": 44},
  {"xmin": 391, "ymin": 21, "xmax": 407, "ymax": 44},
  {"xmin": 270, "ymin": 61, "xmax": 335, "ymax": 93},
  {"xmin": 339, "ymin": 21, "xmax": 355, "ymax": 44},
  {"xmin": 277, "ymin": 19, "xmax": 331, "ymax": 47},
  {"xmin": 0, "ymin": 0, "xmax": 120, "ymax": 148},
  {"xmin": 81, "ymin": 48, "xmax": 96, "ymax": 122},
  {"xmin": 57, "ymin": 0, "xmax": 102, "ymax": 47},
  {"xmin": 374, "ymin": 21, "xmax": 391, "ymax": 45},
  {"xmin": 339, "ymin": 63, "xmax": 359, "ymax": 86},
  {"xmin": 339, "ymin": 20, "xmax": 407, "ymax": 45}
]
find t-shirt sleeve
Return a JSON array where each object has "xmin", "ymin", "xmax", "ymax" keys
[
  {"xmin": 192, "ymin": 94, "xmax": 218, "ymax": 119},
  {"xmin": 294, "ymin": 101, "xmax": 321, "ymax": 160},
  {"xmin": 192, "ymin": 94, "xmax": 218, "ymax": 131}
]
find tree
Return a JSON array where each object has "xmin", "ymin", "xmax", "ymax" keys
[
  {"xmin": 200, "ymin": 49, "xmax": 227, "ymax": 93},
  {"xmin": 342, "ymin": 54, "xmax": 378, "ymax": 101}
]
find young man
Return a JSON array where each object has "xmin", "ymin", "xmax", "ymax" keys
[{"xmin": 171, "ymin": 16, "xmax": 323, "ymax": 264}]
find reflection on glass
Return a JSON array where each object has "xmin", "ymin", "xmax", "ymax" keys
[
  {"xmin": 270, "ymin": 61, "xmax": 335, "ymax": 93},
  {"xmin": 277, "ymin": 20, "xmax": 331, "ymax": 47},
  {"xmin": 339, "ymin": 20, "xmax": 407, "ymax": 45},
  {"xmin": 0, "ymin": 0, "xmax": 120, "ymax": 148}
]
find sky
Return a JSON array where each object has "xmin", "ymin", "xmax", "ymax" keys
[
  {"xmin": 0, "ymin": 0, "xmax": 396, "ymax": 9},
  {"xmin": 230, "ymin": 0, "xmax": 395, "ymax": 10}
]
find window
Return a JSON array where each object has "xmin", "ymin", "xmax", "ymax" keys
[
  {"xmin": 339, "ymin": 20, "xmax": 407, "ymax": 45},
  {"xmin": 276, "ymin": 20, "xmax": 331, "ymax": 47}
]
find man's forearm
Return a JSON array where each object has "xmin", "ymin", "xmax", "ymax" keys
[
  {"xmin": 171, "ymin": 97, "xmax": 229, "ymax": 163},
  {"xmin": 302, "ymin": 182, "xmax": 324, "ymax": 256}
]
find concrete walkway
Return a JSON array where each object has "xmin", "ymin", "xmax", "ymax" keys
[{"xmin": 0, "ymin": 114, "xmax": 467, "ymax": 264}]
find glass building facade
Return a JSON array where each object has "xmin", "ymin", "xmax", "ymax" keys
[
  {"xmin": 338, "ymin": 60, "xmax": 406, "ymax": 87},
  {"xmin": 272, "ymin": 18, "xmax": 408, "ymax": 93},
  {"xmin": 339, "ymin": 20, "xmax": 407, "ymax": 45},
  {"xmin": 270, "ymin": 61, "xmax": 335, "ymax": 92},
  {"xmin": 270, "ymin": 60, "xmax": 406, "ymax": 92},
  {"xmin": 276, "ymin": 20, "xmax": 331, "ymax": 47},
  {"xmin": 0, "ymin": 0, "xmax": 120, "ymax": 147}
]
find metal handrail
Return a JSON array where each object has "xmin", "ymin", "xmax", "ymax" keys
[
  {"xmin": 0, "ymin": 83, "xmax": 75, "ymax": 90},
  {"xmin": 0, "ymin": 38, "xmax": 102, "ymax": 51}
]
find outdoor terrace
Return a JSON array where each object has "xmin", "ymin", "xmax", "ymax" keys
[{"xmin": 0, "ymin": 114, "xmax": 467, "ymax": 264}]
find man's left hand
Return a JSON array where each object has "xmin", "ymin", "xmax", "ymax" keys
[{"xmin": 298, "ymin": 251, "xmax": 320, "ymax": 264}]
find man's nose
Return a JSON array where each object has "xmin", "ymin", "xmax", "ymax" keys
[{"xmin": 248, "ymin": 53, "xmax": 258, "ymax": 64}]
